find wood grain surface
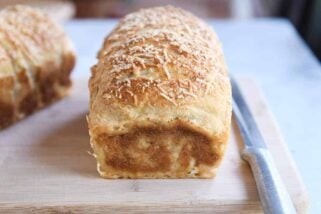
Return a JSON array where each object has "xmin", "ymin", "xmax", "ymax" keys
[{"xmin": 0, "ymin": 77, "xmax": 309, "ymax": 213}]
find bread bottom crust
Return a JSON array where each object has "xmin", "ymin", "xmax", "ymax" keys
[{"xmin": 91, "ymin": 125, "xmax": 229, "ymax": 179}]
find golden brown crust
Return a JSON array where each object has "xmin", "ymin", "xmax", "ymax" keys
[
  {"xmin": 0, "ymin": 5, "xmax": 76, "ymax": 129},
  {"xmin": 89, "ymin": 6, "xmax": 232, "ymax": 178}
]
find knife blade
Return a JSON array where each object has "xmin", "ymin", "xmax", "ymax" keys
[
  {"xmin": 231, "ymin": 77, "xmax": 296, "ymax": 214},
  {"xmin": 231, "ymin": 78, "xmax": 266, "ymax": 149}
]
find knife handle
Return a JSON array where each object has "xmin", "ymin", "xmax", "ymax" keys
[{"xmin": 242, "ymin": 147, "xmax": 297, "ymax": 214}]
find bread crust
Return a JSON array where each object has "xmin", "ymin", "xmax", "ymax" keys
[
  {"xmin": 0, "ymin": 5, "xmax": 76, "ymax": 129},
  {"xmin": 89, "ymin": 6, "xmax": 232, "ymax": 178}
]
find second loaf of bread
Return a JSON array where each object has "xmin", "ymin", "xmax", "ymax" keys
[
  {"xmin": 0, "ymin": 5, "xmax": 75, "ymax": 129},
  {"xmin": 88, "ymin": 6, "xmax": 232, "ymax": 178}
]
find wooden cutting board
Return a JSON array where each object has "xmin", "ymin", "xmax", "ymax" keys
[{"xmin": 0, "ymin": 77, "xmax": 308, "ymax": 213}]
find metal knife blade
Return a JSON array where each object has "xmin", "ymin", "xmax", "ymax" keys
[
  {"xmin": 231, "ymin": 77, "xmax": 266, "ymax": 148},
  {"xmin": 231, "ymin": 77, "xmax": 296, "ymax": 214}
]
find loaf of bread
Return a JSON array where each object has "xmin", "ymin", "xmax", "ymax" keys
[
  {"xmin": 88, "ymin": 6, "xmax": 231, "ymax": 178},
  {"xmin": 0, "ymin": 5, "xmax": 75, "ymax": 129}
]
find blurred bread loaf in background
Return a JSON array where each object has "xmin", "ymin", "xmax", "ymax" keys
[
  {"xmin": 0, "ymin": 5, "xmax": 76, "ymax": 129},
  {"xmin": 0, "ymin": 0, "xmax": 75, "ymax": 22}
]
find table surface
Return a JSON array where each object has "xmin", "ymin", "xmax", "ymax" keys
[{"xmin": 64, "ymin": 18, "xmax": 321, "ymax": 213}]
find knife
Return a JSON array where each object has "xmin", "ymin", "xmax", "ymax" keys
[{"xmin": 231, "ymin": 77, "xmax": 296, "ymax": 214}]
